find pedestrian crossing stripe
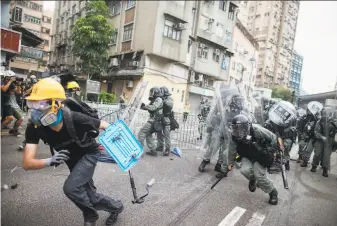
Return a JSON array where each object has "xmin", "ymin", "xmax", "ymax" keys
[{"xmin": 217, "ymin": 206, "xmax": 266, "ymax": 226}]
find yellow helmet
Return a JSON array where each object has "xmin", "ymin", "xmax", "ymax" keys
[
  {"xmin": 67, "ymin": 81, "xmax": 80, "ymax": 89},
  {"xmin": 26, "ymin": 78, "xmax": 66, "ymax": 101}
]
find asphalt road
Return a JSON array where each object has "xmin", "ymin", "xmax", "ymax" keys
[{"xmin": 1, "ymin": 134, "xmax": 337, "ymax": 226}]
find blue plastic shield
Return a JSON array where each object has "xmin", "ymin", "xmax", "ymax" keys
[{"xmin": 98, "ymin": 120, "xmax": 144, "ymax": 171}]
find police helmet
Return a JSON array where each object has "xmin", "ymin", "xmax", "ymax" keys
[
  {"xmin": 149, "ymin": 86, "xmax": 162, "ymax": 99},
  {"xmin": 160, "ymin": 86, "xmax": 171, "ymax": 96},
  {"xmin": 231, "ymin": 114, "xmax": 251, "ymax": 139},
  {"xmin": 230, "ymin": 94, "xmax": 244, "ymax": 110}
]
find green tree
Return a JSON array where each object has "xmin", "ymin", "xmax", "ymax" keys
[
  {"xmin": 99, "ymin": 91, "xmax": 116, "ymax": 103},
  {"xmin": 271, "ymin": 85, "xmax": 293, "ymax": 102},
  {"xmin": 71, "ymin": 1, "xmax": 114, "ymax": 80}
]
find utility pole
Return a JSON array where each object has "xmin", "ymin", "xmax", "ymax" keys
[{"xmin": 186, "ymin": 0, "xmax": 201, "ymax": 102}]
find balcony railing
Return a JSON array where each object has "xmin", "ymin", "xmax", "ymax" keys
[{"xmin": 20, "ymin": 45, "xmax": 44, "ymax": 59}]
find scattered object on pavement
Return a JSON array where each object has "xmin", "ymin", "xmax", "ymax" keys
[
  {"xmin": 11, "ymin": 184, "xmax": 18, "ymax": 189},
  {"xmin": 3, "ymin": 184, "xmax": 9, "ymax": 190},
  {"xmin": 171, "ymin": 147, "xmax": 182, "ymax": 158}
]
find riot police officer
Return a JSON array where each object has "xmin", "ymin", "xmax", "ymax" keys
[
  {"xmin": 264, "ymin": 101, "xmax": 297, "ymax": 171},
  {"xmin": 228, "ymin": 114, "xmax": 279, "ymax": 205},
  {"xmin": 297, "ymin": 102, "xmax": 323, "ymax": 167},
  {"xmin": 139, "ymin": 87, "xmax": 163, "ymax": 156},
  {"xmin": 156, "ymin": 86, "xmax": 173, "ymax": 156},
  {"xmin": 311, "ymin": 107, "xmax": 337, "ymax": 177}
]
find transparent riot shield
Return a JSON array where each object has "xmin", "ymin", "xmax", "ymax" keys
[
  {"xmin": 251, "ymin": 93, "xmax": 265, "ymax": 125},
  {"xmin": 197, "ymin": 82, "xmax": 238, "ymax": 162}
]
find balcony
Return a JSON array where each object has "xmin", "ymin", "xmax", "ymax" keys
[{"xmin": 20, "ymin": 45, "xmax": 44, "ymax": 59}]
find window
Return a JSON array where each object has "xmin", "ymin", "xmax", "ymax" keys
[
  {"xmin": 44, "ymin": 40, "xmax": 49, "ymax": 46},
  {"xmin": 41, "ymin": 27, "xmax": 50, "ymax": 35},
  {"xmin": 123, "ymin": 24, "xmax": 133, "ymax": 41},
  {"xmin": 24, "ymin": 14, "xmax": 41, "ymax": 24},
  {"xmin": 12, "ymin": 7, "xmax": 23, "ymax": 22},
  {"xmin": 126, "ymin": 0, "xmax": 136, "ymax": 9},
  {"xmin": 30, "ymin": 2, "xmax": 42, "ymax": 11},
  {"xmin": 181, "ymin": 90, "xmax": 185, "ymax": 102},
  {"xmin": 16, "ymin": 1, "xmax": 29, "ymax": 8},
  {"xmin": 108, "ymin": 1, "xmax": 121, "ymax": 15},
  {"xmin": 225, "ymin": 30, "xmax": 232, "ymax": 44},
  {"xmin": 215, "ymin": 23, "xmax": 224, "ymax": 37},
  {"xmin": 72, "ymin": 4, "xmax": 77, "ymax": 14},
  {"xmin": 213, "ymin": 49, "xmax": 220, "ymax": 63},
  {"xmin": 265, "ymin": 12, "xmax": 270, "ymax": 16},
  {"xmin": 256, "ymin": 14, "xmax": 261, "ymax": 18},
  {"xmin": 234, "ymin": 42, "xmax": 238, "ymax": 52},
  {"xmin": 163, "ymin": 19, "xmax": 182, "ymax": 41},
  {"xmin": 219, "ymin": 0, "xmax": 227, "ymax": 11},
  {"xmin": 208, "ymin": 79, "xmax": 214, "ymax": 87},
  {"xmin": 110, "ymin": 29, "xmax": 118, "ymax": 45},
  {"xmin": 228, "ymin": 3, "xmax": 236, "ymax": 20},
  {"xmin": 42, "ymin": 16, "xmax": 52, "ymax": 23},
  {"xmin": 232, "ymin": 61, "xmax": 235, "ymax": 70},
  {"xmin": 61, "ymin": 16, "xmax": 64, "ymax": 24},
  {"xmin": 197, "ymin": 44, "xmax": 208, "ymax": 59}
]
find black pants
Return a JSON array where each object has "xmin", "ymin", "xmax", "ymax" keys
[
  {"xmin": 183, "ymin": 112, "xmax": 188, "ymax": 122},
  {"xmin": 63, "ymin": 153, "xmax": 123, "ymax": 222}
]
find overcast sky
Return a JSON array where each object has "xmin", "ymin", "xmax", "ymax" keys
[
  {"xmin": 294, "ymin": 1, "xmax": 337, "ymax": 94},
  {"xmin": 43, "ymin": 1, "xmax": 337, "ymax": 94}
]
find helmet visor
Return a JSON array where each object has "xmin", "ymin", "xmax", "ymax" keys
[{"xmin": 232, "ymin": 123, "xmax": 250, "ymax": 138}]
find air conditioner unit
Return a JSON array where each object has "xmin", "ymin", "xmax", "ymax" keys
[
  {"xmin": 215, "ymin": 49, "xmax": 220, "ymax": 55},
  {"xmin": 199, "ymin": 43, "xmax": 205, "ymax": 48},
  {"xmin": 177, "ymin": 23, "xmax": 186, "ymax": 30},
  {"xmin": 110, "ymin": 58, "xmax": 119, "ymax": 67},
  {"xmin": 132, "ymin": 61, "xmax": 139, "ymax": 67},
  {"xmin": 208, "ymin": 18, "xmax": 214, "ymax": 23},
  {"xmin": 126, "ymin": 80, "xmax": 134, "ymax": 88}
]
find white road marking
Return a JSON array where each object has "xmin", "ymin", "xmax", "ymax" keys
[
  {"xmin": 218, "ymin": 206, "xmax": 246, "ymax": 226},
  {"xmin": 245, "ymin": 212, "xmax": 266, "ymax": 226}
]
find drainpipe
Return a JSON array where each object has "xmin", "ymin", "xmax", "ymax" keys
[{"xmin": 186, "ymin": 0, "xmax": 201, "ymax": 101}]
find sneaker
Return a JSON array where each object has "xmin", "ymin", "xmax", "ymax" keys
[{"xmin": 9, "ymin": 129, "xmax": 22, "ymax": 137}]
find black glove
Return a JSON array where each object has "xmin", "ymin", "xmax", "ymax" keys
[{"xmin": 140, "ymin": 103, "xmax": 146, "ymax": 110}]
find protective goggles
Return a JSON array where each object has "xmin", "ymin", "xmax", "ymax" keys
[{"xmin": 27, "ymin": 100, "xmax": 53, "ymax": 110}]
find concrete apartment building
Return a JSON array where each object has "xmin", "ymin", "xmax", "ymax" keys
[
  {"xmin": 9, "ymin": 0, "xmax": 53, "ymax": 78},
  {"xmin": 229, "ymin": 19, "xmax": 259, "ymax": 94},
  {"xmin": 50, "ymin": 0, "xmax": 238, "ymax": 112},
  {"xmin": 289, "ymin": 50, "xmax": 303, "ymax": 100},
  {"xmin": 237, "ymin": 1, "xmax": 300, "ymax": 89}
]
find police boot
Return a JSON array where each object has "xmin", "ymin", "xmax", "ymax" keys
[
  {"xmin": 198, "ymin": 160, "xmax": 210, "ymax": 172},
  {"xmin": 300, "ymin": 160, "xmax": 308, "ymax": 167},
  {"xmin": 322, "ymin": 167, "xmax": 329, "ymax": 177},
  {"xmin": 269, "ymin": 189, "xmax": 278, "ymax": 205},
  {"xmin": 105, "ymin": 206, "xmax": 124, "ymax": 226},
  {"xmin": 214, "ymin": 162, "xmax": 222, "ymax": 173},
  {"xmin": 215, "ymin": 171, "xmax": 228, "ymax": 178},
  {"xmin": 310, "ymin": 165, "xmax": 317, "ymax": 172},
  {"xmin": 163, "ymin": 149, "xmax": 170, "ymax": 156},
  {"xmin": 146, "ymin": 150, "xmax": 158, "ymax": 156},
  {"xmin": 248, "ymin": 179, "xmax": 257, "ymax": 192}
]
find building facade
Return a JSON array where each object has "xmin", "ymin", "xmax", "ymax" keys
[
  {"xmin": 238, "ymin": 1, "xmax": 300, "ymax": 89},
  {"xmin": 229, "ymin": 19, "xmax": 259, "ymax": 94},
  {"xmin": 9, "ymin": 0, "xmax": 53, "ymax": 78},
  {"xmin": 1, "ymin": 1, "xmax": 21, "ymax": 65},
  {"xmin": 50, "ymin": 0, "xmax": 238, "ymax": 113},
  {"xmin": 288, "ymin": 50, "xmax": 303, "ymax": 99}
]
